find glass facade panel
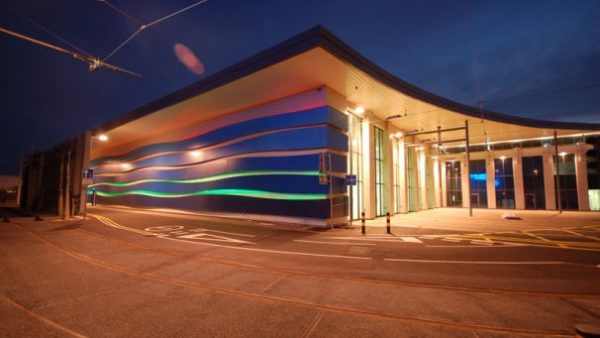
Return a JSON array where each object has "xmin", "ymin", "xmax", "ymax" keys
[
  {"xmin": 374, "ymin": 127, "xmax": 386, "ymax": 216},
  {"xmin": 495, "ymin": 158, "xmax": 515, "ymax": 209},
  {"xmin": 469, "ymin": 160, "xmax": 487, "ymax": 208},
  {"xmin": 408, "ymin": 147, "xmax": 418, "ymax": 211},
  {"xmin": 522, "ymin": 156, "xmax": 545, "ymax": 209},
  {"xmin": 347, "ymin": 115, "xmax": 363, "ymax": 220},
  {"xmin": 392, "ymin": 139, "xmax": 401, "ymax": 213},
  {"xmin": 446, "ymin": 161, "xmax": 462, "ymax": 207},
  {"xmin": 554, "ymin": 154, "xmax": 578, "ymax": 210}
]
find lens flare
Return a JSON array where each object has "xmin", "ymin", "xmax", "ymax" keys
[{"xmin": 174, "ymin": 43, "xmax": 204, "ymax": 75}]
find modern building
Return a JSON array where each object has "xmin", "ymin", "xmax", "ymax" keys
[{"xmin": 21, "ymin": 26, "xmax": 600, "ymax": 225}]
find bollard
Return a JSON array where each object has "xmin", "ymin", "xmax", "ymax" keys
[
  {"xmin": 386, "ymin": 212, "xmax": 391, "ymax": 234},
  {"xmin": 361, "ymin": 211, "xmax": 366, "ymax": 235}
]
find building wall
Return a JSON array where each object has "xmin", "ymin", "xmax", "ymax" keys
[{"xmin": 89, "ymin": 90, "xmax": 349, "ymax": 224}]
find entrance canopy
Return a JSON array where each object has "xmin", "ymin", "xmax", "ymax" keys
[{"xmin": 91, "ymin": 26, "xmax": 600, "ymax": 159}]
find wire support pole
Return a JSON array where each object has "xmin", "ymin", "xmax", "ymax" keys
[{"xmin": 465, "ymin": 120, "xmax": 472, "ymax": 217}]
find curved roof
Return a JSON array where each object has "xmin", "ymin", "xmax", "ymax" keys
[{"xmin": 94, "ymin": 25, "xmax": 600, "ymax": 135}]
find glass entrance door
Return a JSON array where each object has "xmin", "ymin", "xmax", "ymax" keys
[{"xmin": 446, "ymin": 161, "xmax": 462, "ymax": 207}]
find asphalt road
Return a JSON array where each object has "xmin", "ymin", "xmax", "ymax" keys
[{"xmin": 1, "ymin": 206, "xmax": 600, "ymax": 337}]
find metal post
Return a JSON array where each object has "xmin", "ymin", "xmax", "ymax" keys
[
  {"xmin": 58, "ymin": 154, "xmax": 64, "ymax": 217},
  {"xmin": 465, "ymin": 120, "xmax": 472, "ymax": 216},
  {"xmin": 17, "ymin": 151, "xmax": 24, "ymax": 207},
  {"xmin": 64, "ymin": 150, "xmax": 71, "ymax": 220},
  {"xmin": 37, "ymin": 153, "xmax": 44, "ymax": 209},
  {"xmin": 437, "ymin": 126, "xmax": 443, "ymax": 208},
  {"xmin": 361, "ymin": 211, "xmax": 366, "ymax": 235},
  {"xmin": 328, "ymin": 153, "xmax": 334, "ymax": 228},
  {"xmin": 554, "ymin": 131, "xmax": 562, "ymax": 213},
  {"xmin": 386, "ymin": 212, "xmax": 391, "ymax": 234}
]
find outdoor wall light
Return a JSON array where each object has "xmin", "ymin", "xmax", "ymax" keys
[
  {"xmin": 98, "ymin": 134, "xmax": 108, "ymax": 142},
  {"xmin": 559, "ymin": 151, "xmax": 567, "ymax": 157},
  {"xmin": 354, "ymin": 106, "xmax": 365, "ymax": 115},
  {"xmin": 499, "ymin": 155, "xmax": 507, "ymax": 161},
  {"xmin": 190, "ymin": 150, "xmax": 202, "ymax": 158},
  {"xmin": 394, "ymin": 131, "xmax": 404, "ymax": 138},
  {"xmin": 121, "ymin": 163, "xmax": 132, "ymax": 170}
]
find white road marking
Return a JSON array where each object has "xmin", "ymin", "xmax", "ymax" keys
[
  {"xmin": 400, "ymin": 236, "xmax": 423, "ymax": 243},
  {"xmin": 425, "ymin": 244, "xmax": 526, "ymax": 248},
  {"xmin": 176, "ymin": 232, "xmax": 254, "ymax": 244},
  {"xmin": 384, "ymin": 258, "xmax": 567, "ymax": 265},
  {"xmin": 293, "ymin": 239, "xmax": 376, "ymax": 246},
  {"xmin": 157, "ymin": 236, "xmax": 372, "ymax": 260},
  {"xmin": 441, "ymin": 238, "xmax": 462, "ymax": 242},
  {"xmin": 470, "ymin": 240, "xmax": 495, "ymax": 246},
  {"xmin": 188, "ymin": 228, "xmax": 255, "ymax": 238},
  {"xmin": 145, "ymin": 225, "xmax": 184, "ymax": 232}
]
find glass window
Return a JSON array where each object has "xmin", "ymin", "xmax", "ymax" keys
[
  {"xmin": 469, "ymin": 160, "xmax": 488, "ymax": 208},
  {"xmin": 495, "ymin": 158, "xmax": 515, "ymax": 209},
  {"xmin": 522, "ymin": 156, "xmax": 545, "ymax": 209},
  {"xmin": 374, "ymin": 127, "xmax": 386, "ymax": 216},
  {"xmin": 392, "ymin": 139, "xmax": 401, "ymax": 213},
  {"xmin": 554, "ymin": 154, "xmax": 578, "ymax": 210},
  {"xmin": 446, "ymin": 161, "xmax": 462, "ymax": 207},
  {"xmin": 347, "ymin": 115, "xmax": 363, "ymax": 220}
]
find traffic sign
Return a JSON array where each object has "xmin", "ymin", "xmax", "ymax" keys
[
  {"xmin": 345, "ymin": 174, "xmax": 357, "ymax": 186},
  {"xmin": 83, "ymin": 168, "xmax": 94, "ymax": 179}
]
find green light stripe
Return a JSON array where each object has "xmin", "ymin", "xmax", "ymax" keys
[
  {"xmin": 90, "ymin": 170, "xmax": 322, "ymax": 188},
  {"xmin": 91, "ymin": 189, "xmax": 327, "ymax": 201}
]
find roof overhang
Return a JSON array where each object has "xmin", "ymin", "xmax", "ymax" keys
[{"xmin": 91, "ymin": 26, "xmax": 600, "ymax": 158}]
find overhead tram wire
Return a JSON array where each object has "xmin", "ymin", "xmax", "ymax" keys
[
  {"xmin": 466, "ymin": 0, "xmax": 489, "ymax": 149},
  {"xmin": 98, "ymin": 0, "xmax": 209, "ymax": 62},
  {"xmin": 0, "ymin": 2, "xmax": 92, "ymax": 58},
  {"xmin": 0, "ymin": 26, "xmax": 142, "ymax": 77},
  {"xmin": 0, "ymin": 2, "xmax": 141, "ymax": 77}
]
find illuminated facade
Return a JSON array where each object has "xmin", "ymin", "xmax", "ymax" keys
[{"xmin": 24, "ymin": 26, "xmax": 600, "ymax": 224}]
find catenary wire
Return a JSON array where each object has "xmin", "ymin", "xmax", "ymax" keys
[
  {"xmin": 100, "ymin": 0, "xmax": 208, "ymax": 62},
  {"xmin": 0, "ymin": 2, "xmax": 92, "ymax": 57}
]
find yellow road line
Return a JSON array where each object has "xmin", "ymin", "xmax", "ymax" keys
[
  {"xmin": 0, "ymin": 292, "xmax": 88, "ymax": 338},
  {"xmin": 89, "ymin": 214, "xmax": 155, "ymax": 236},
  {"xmin": 560, "ymin": 229, "xmax": 600, "ymax": 242},
  {"xmin": 521, "ymin": 230, "xmax": 568, "ymax": 248}
]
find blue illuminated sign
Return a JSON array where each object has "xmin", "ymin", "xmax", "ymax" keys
[{"xmin": 469, "ymin": 173, "xmax": 500, "ymax": 187}]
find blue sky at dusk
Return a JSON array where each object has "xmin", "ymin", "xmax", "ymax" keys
[{"xmin": 1, "ymin": 0, "xmax": 599, "ymax": 174}]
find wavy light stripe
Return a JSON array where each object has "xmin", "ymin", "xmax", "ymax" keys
[
  {"xmin": 91, "ymin": 189, "xmax": 327, "ymax": 201},
  {"xmin": 90, "ymin": 170, "xmax": 321, "ymax": 188},
  {"xmin": 92, "ymin": 123, "xmax": 330, "ymax": 168},
  {"xmin": 91, "ymin": 104, "xmax": 332, "ymax": 164},
  {"xmin": 93, "ymin": 148, "xmax": 347, "ymax": 177}
]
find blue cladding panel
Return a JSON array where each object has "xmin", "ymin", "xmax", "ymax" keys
[
  {"xmin": 92, "ymin": 106, "xmax": 347, "ymax": 166},
  {"xmin": 92, "ymin": 105, "xmax": 349, "ymax": 220}
]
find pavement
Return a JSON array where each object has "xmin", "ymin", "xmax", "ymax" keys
[{"xmin": 1, "ymin": 205, "xmax": 600, "ymax": 337}]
